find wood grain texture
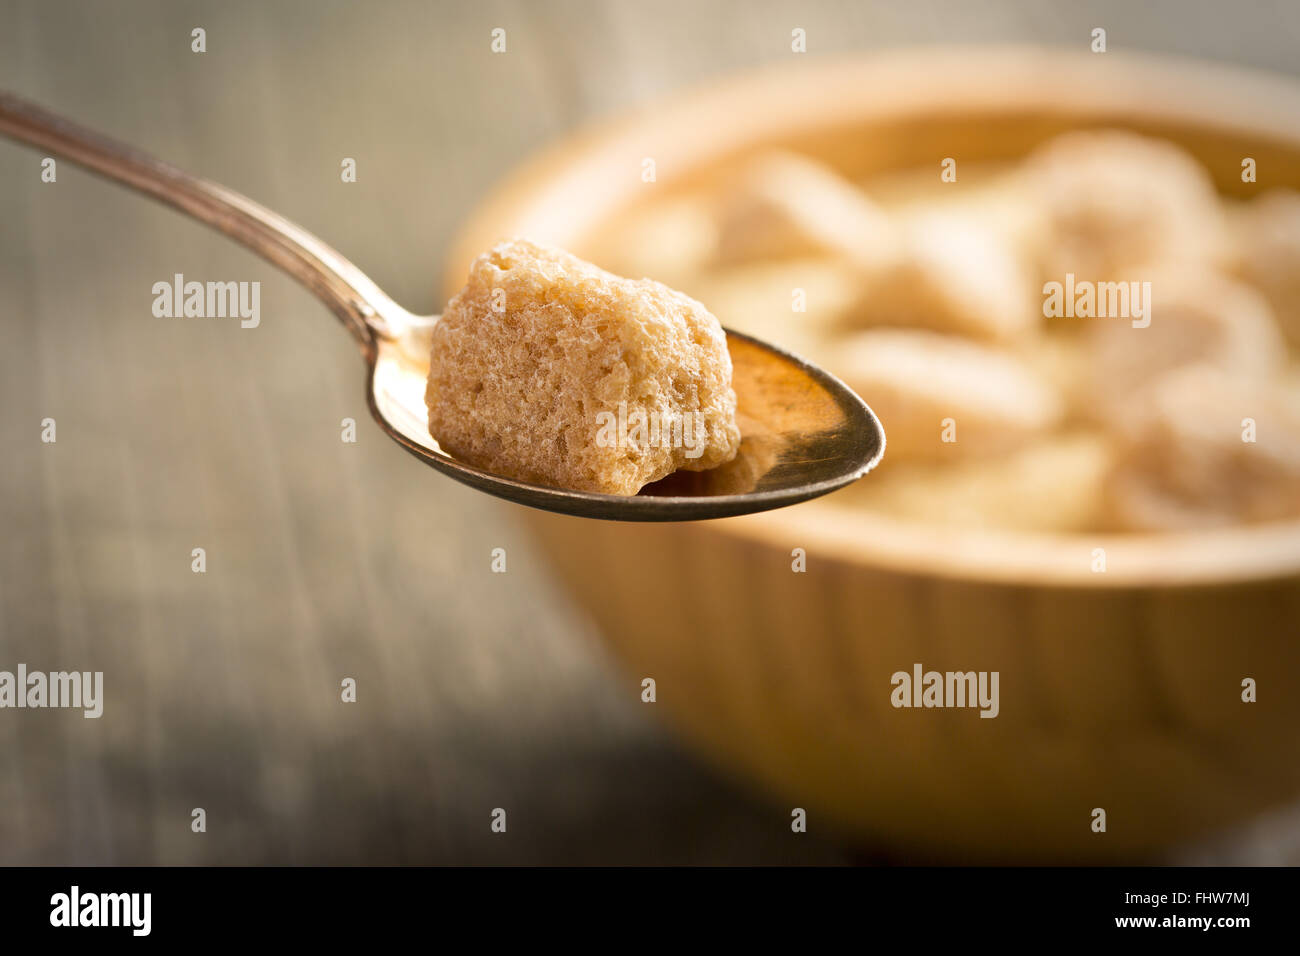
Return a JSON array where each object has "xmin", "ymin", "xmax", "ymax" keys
[{"xmin": 1, "ymin": 0, "xmax": 1297, "ymax": 865}]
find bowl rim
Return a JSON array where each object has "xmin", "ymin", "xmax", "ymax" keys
[{"xmin": 446, "ymin": 45, "xmax": 1300, "ymax": 588}]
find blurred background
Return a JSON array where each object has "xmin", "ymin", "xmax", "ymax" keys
[{"xmin": 2, "ymin": 0, "xmax": 1298, "ymax": 865}]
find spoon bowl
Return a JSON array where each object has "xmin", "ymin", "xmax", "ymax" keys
[
  {"xmin": 373, "ymin": 321, "xmax": 883, "ymax": 520},
  {"xmin": 0, "ymin": 91, "xmax": 884, "ymax": 520}
]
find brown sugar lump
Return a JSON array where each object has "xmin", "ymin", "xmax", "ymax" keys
[
  {"xmin": 425, "ymin": 239, "xmax": 742, "ymax": 495},
  {"xmin": 684, "ymin": 258, "xmax": 864, "ymax": 367},
  {"xmin": 842, "ymin": 210, "xmax": 1037, "ymax": 341},
  {"xmin": 1226, "ymin": 189, "xmax": 1300, "ymax": 347},
  {"xmin": 1078, "ymin": 267, "xmax": 1287, "ymax": 426},
  {"xmin": 595, "ymin": 193, "xmax": 719, "ymax": 290},
  {"xmin": 1105, "ymin": 365, "xmax": 1300, "ymax": 530},
  {"xmin": 834, "ymin": 329, "xmax": 1064, "ymax": 463},
  {"xmin": 712, "ymin": 150, "xmax": 895, "ymax": 267},
  {"xmin": 1021, "ymin": 129, "xmax": 1224, "ymax": 282}
]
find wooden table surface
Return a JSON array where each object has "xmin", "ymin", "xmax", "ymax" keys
[{"xmin": 2, "ymin": 0, "xmax": 1297, "ymax": 864}]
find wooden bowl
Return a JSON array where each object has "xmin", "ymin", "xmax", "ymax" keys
[{"xmin": 445, "ymin": 48, "xmax": 1300, "ymax": 861}]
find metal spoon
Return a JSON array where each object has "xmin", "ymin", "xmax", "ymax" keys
[{"xmin": 0, "ymin": 92, "xmax": 884, "ymax": 521}]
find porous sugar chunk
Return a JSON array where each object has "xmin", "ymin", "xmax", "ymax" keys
[
  {"xmin": 712, "ymin": 150, "xmax": 894, "ymax": 267},
  {"xmin": 1022, "ymin": 129, "xmax": 1224, "ymax": 282},
  {"xmin": 843, "ymin": 210, "xmax": 1037, "ymax": 341},
  {"xmin": 425, "ymin": 239, "xmax": 742, "ymax": 495},
  {"xmin": 684, "ymin": 258, "xmax": 863, "ymax": 366},
  {"xmin": 835, "ymin": 329, "xmax": 1064, "ymax": 462},
  {"xmin": 1227, "ymin": 189, "xmax": 1300, "ymax": 348},
  {"xmin": 1079, "ymin": 267, "xmax": 1286, "ymax": 427},
  {"xmin": 1105, "ymin": 365, "xmax": 1300, "ymax": 530},
  {"xmin": 596, "ymin": 194, "xmax": 719, "ymax": 290}
]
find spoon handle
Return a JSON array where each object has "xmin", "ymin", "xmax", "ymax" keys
[{"xmin": 0, "ymin": 90, "xmax": 407, "ymax": 350}]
